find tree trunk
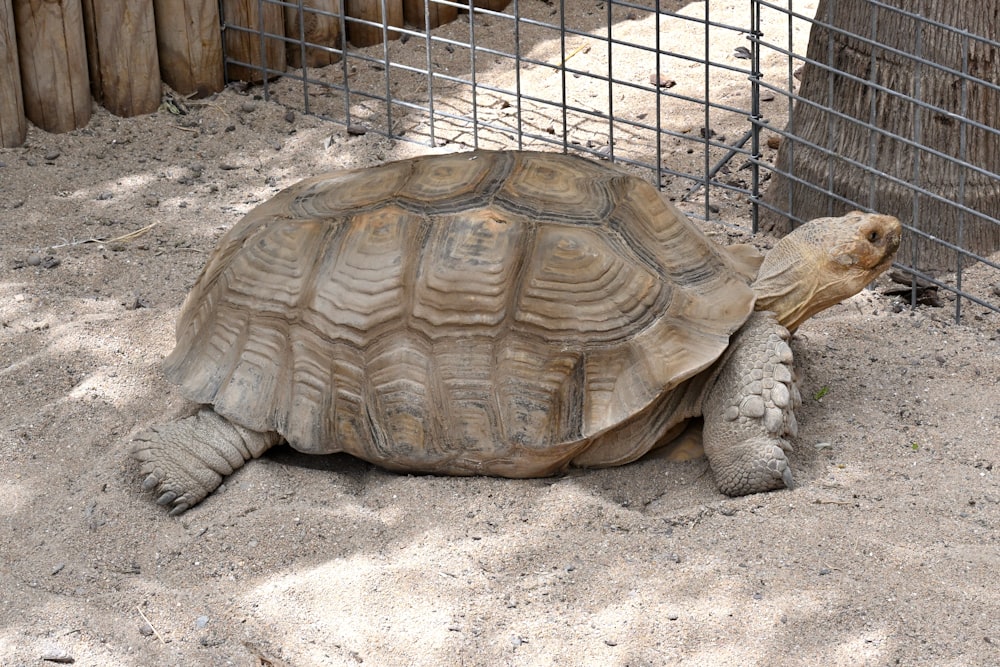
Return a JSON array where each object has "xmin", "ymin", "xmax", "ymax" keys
[{"xmin": 762, "ymin": 0, "xmax": 1000, "ymax": 273}]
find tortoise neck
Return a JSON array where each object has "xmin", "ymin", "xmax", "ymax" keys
[{"xmin": 751, "ymin": 236, "xmax": 828, "ymax": 332}]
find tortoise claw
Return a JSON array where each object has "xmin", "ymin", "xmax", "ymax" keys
[
  {"xmin": 168, "ymin": 503, "xmax": 191, "ymax": 516},
  {"xmin": 781, "ymin": 464, "xmax": 795, "ymax": 489},
  {"xmin": 156, "ymin": 490, "xmax": 178, "ymax": 506},
  {"xmin": 141, "ymin": 472, "xmax": 162, "ymax": 493}
]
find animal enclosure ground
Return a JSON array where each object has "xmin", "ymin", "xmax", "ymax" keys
[{"xmin": 1, "ymin": 1, "xmax": 998, "ymax": 665}]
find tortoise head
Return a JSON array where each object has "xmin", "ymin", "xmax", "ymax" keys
[{"xmin": 752, "ymin": 211, "xmax": 901, "ymax": 332}]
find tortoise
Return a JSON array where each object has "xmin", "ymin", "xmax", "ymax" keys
[{"xmin": 132, "ymin": 149, "xmax": 901, "ymax": 514}]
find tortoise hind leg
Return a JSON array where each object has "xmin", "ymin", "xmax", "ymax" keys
[
  {"xmin": 702, "ymin": 312, "xmax": 801, "ymax": 496},
  {"xmin": 131, "ymin": 408, "xmax": 281, "ymax": 515}
]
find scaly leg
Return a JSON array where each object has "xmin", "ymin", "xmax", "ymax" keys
[
  {"xmin": 132, "ymin": 408, "xmax": 281, "ymax": 514},
  {"xmin": 702, "ymin": 311, "xmax": 801, "ymax": 496}
]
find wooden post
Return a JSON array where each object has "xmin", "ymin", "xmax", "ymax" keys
[
  {"xmin": 81, "ymin": 0, "xmax": 161, "ymax": 117},
  {"xmin": 403, "ymin": 0, "xmax": 457, "ymax": 30},
  {"xmin": 1, "ymin": 0, "xmax": 26, "ymax": 147},
  {"xmin": 152, "ymin": 0, "xmax": 224, "ymax": 97},
  {"xmin": 12, "ymin": 0, "xmax": 91, "ymax": 134},
  {"xmin": 473, "ymin": 0, "xmax": 512, "ymax": 11},
  {"xmin": 284, "ymin": 0, "xmax": 341, "ymax": 69},
  {"xmin": 345, "ymin": 0, "xmax": 402, "ymax": 48},
  {"xmin": 222, "ymin": 0, "xmax": 287, "ymax": 83}
]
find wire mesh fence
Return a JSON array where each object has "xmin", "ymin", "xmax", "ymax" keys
[
  {"xmin": 220, "ymin": 0, "xmax": 1000, "ymax": 323},
  {"xmin": 754, "ymin": 0, "xmax": 1000, "ymax": 323}
]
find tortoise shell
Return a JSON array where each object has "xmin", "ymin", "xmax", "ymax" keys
[{"xmin": 163, "ymin": 150, "xmax": 757, "ymax": 476}]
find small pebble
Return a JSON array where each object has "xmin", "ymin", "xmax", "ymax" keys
[
  {"xmin": 138, "ymin": 622, "xmax": 154, "ymax": 636},
  {"xmin": 284, "ymin": 110, "xmax": 295, "ymax": 123},
  {"xmin": 649, "ymin": 73, "xmax": 676, "ymax": 88},
  {"xmin": 195, "ymin": 615, "xmax": 209, "ymax": 629},
  {"xmin": 96, "ymin": 192, "xmax": 113, "ymax": 200},
  {"xmin": 27, "ymin": 254, "xmax": 42, "ymax": 266},
  {"xmin": 667, "ymin": 612, "xmax": 679, "ymax": 621},
  {"xmin": 347, "ymin": 125, "xmax": 368, "ymax": 136},
  {"xmin": 44, "ymin": 150, "xmax": 61, "ymax": 161},
  {"xmin": 818, "ymin": 567, "xmax": 832, "ymax": 575},
  {"xmin": 240, "ymin": 101, "xmax": 256, "ymax": 113},
  {"xmin": 814, "ymin": 442, "xmax": 833, "ymax": 450},
  {"xmin": 51, "ymin": 562, "xmax": 65, "ymax": 575},
  {"xmin": 40, "ymin": 647, "xmax": 74, "ymax": 663}
]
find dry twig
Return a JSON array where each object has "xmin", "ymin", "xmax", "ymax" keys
[{"xmin": 135, "ymin": 605, "xmax": 166, "ymax": 644}]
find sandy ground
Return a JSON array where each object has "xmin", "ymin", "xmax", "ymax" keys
[{"xmin": 2, "ymin": 2, "xmax": 999, "ymax": 666}]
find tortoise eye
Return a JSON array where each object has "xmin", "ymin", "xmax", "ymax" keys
[{"xmin": 867, "ymin": 230, "xmax": 881, "ymax": 243}]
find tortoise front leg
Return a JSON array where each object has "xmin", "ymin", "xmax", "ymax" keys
[
  {"xmin": 132, "ymin": 408, "xmax": 281, "ymax": 514},
  {"xmin": 701, "ymin": 311, "xmax": 801, "ymax": 496}
]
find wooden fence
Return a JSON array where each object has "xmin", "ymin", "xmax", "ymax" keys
[{"xmin": 1, "ymin": 0, "xmax": 510, "ymax": 148}]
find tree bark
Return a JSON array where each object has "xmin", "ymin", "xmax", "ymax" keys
[{"xmin": 763, "ymin": 0, "xmax": 1000, "ymax": 272}]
